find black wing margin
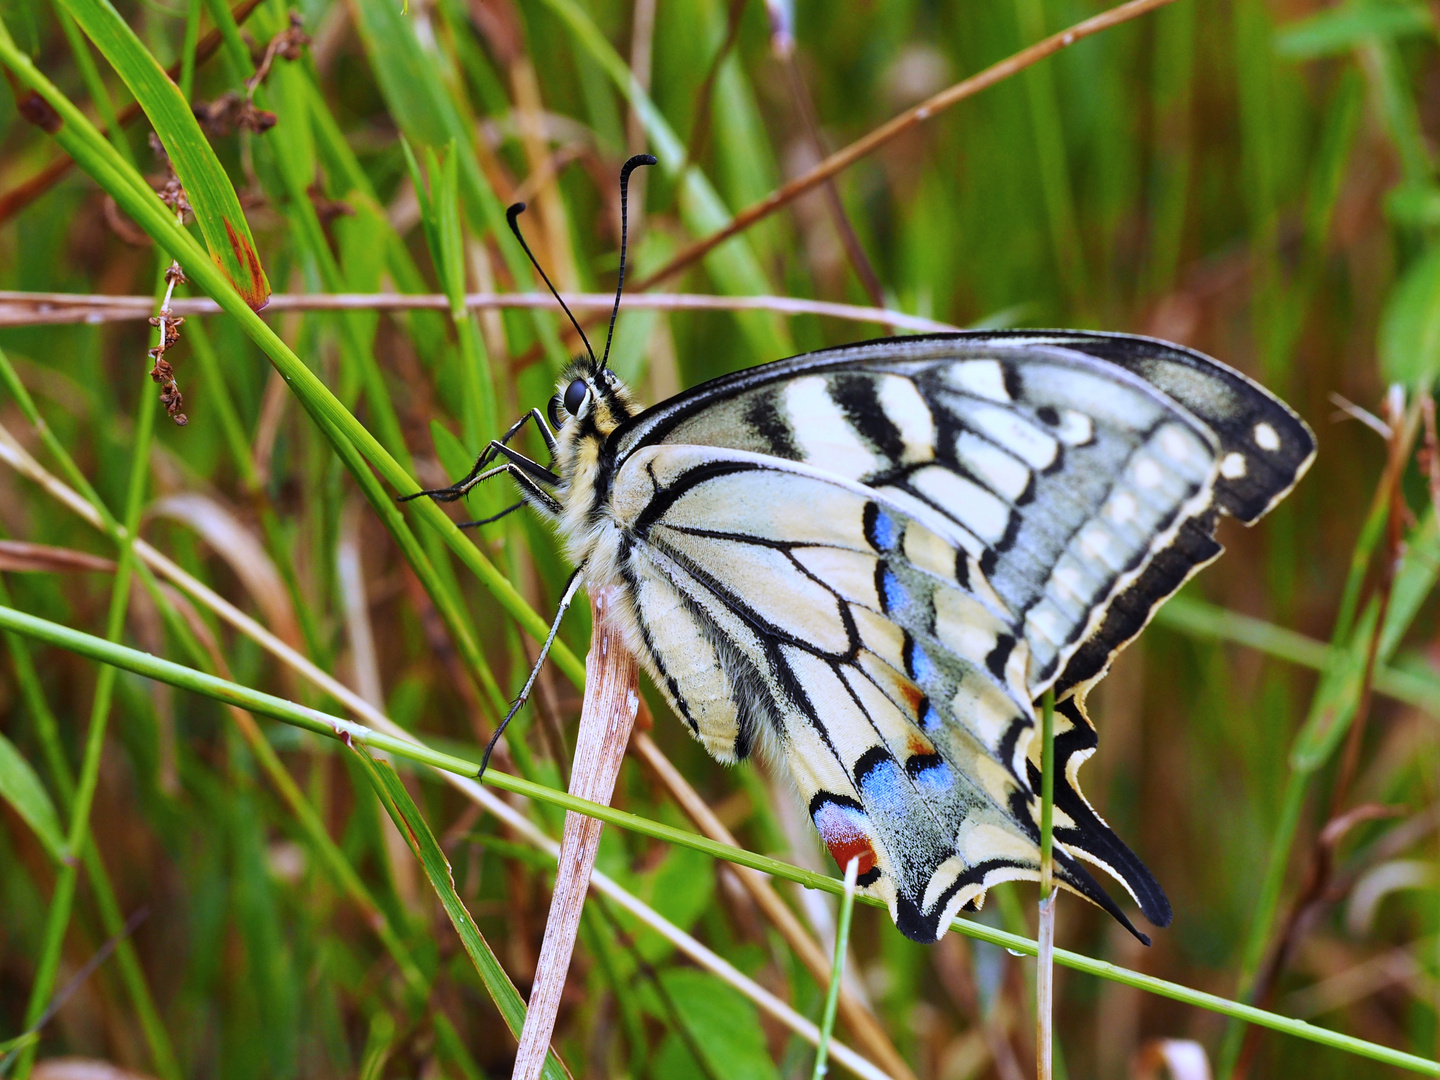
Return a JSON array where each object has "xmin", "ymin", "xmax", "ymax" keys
[{"xmin": 989, "ymin": 332, "xmax": 1316, "ymax": 699}]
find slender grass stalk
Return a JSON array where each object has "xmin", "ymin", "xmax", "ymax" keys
[
  {"xmin": 1012, "ymin": 0, "xmax": 1089, "ymax": 316},
  {"xmin": 1154, "ymin": 595, "xmax": 1440, "ymax": 715},
  {"xmin": 512, "ymin": 588, "xmax": 640, "ymax": 1080},
  {"xmin": 4, "ymin": 598, "xmax": 1437, "ymax": 1076},
  {"xmin": 1037, "ymin": 688, "xmax": 1056, "ymax": 1080},
  {"xmin": 178, "ymin": 0, "xmax": 202, "ymax": 98},
  {"xmin": 0, "ymin": 349, "xmax": 487, "ymax": 1078},
  {"xmin": 0, "ymin": 289, "xmax": 965, "ymax": 333},
  {"xmin": 11, "ymin": 266, "xmax": 161, "ymax": 1080},
  {"xmin": 811, "ymin": 856, "xmax": 860, "ymax": 1080},
  {"xmin": 0, "ymin": 24, "xmax": 586, "ymax": 689},
  {"xmin": 353, "ymin": 751, "xmax": 571, "ymax": 1080},
  {"xmin": 0, "ymin": 576, "xmax": 180, "ymax": 1080},
  {"xmin": 52, "ymin": 6, "xmax": 130, "ymax": 165},
  {"xmin": 0, "ymin": 603, "xmax": 483, "ymax": 777},
  {"xmin": 1219, "ymin": 402, "xmax": 1424, "ymax": 1077}
]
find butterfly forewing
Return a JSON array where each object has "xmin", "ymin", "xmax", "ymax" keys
[{"xmin": 614, "ymin": 341, "xmax": 1232, "ymax": 693}]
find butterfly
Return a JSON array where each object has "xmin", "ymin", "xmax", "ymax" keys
[{"xmin": 406, "ymin": 156, "xmax": 1316, "ymax": 945}]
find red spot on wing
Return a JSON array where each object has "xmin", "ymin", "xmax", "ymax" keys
[
  {"xmin": 825, "ymin": 833, "xmax": 877, "ymax": 877},
  {"xmin": 814, "ymin": 800, "xmax": 879, "ymax": 877}
]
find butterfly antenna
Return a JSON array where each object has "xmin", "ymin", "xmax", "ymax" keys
[
  {"xmin": 599, "ymin": 153, "xmax": 658, "ymax": 372},
  {"xmin": 506, "ymin": 202, "xmax": 596, "ymax": 366}
]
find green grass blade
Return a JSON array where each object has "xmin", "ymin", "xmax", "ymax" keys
[
  {"xmin": 352, "ymin": 751, "xmax": 572, "ymax": 1080},
  {"xmin": 11, "ymin": 260, "xmax": 161, "ymax": 1080},
  {"xmin": 3, "ymin": 596, "xmax": 1436, "ymax": 1074},
  {"xmin": 0, "ymin": 28, "xmax": 585, "ymax": 688},
  {"xmin": 52, "ymin": 0, "xmax": 269, "ymax": 308},
  {"xmin": 534, "ymin": 0, "xmax": 793, "ymax": 361},
  {"xmin": 0, "ymin": 729, "xmax": 67, "ymax": 861}
]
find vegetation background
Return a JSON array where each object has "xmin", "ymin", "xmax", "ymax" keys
[{"xmin": 0, "ymin": 0, "xmax": 1437, "ymax": 1076}]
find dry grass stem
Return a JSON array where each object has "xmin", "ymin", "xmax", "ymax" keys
[
  {"xmin": 631, "ymin": 731, "xmax": 917, "ymax": 1080},
  {"xmin": 0, "ymin": 0, "xmax": 267, "ymax": 223},
  {"xmin": 629, "ymin": 0, "xmax": 1181, "ymax": 295},
  {"xmin": 0, "ymin": 290, "xmax": 960, "ymax": 332},
  {"xmin": 511, "ymin": 586, "xmax": 639, "ymax": 1080},
  {"xmin": 1036, "ymin": 889, "xmax": 1056, "ymax": 1080}
]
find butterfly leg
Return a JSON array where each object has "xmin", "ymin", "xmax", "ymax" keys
[
  {"xmin": 456, "ymin": 459, "xmax": 561, "ymax": 527},
  {"xmin": 478, "ymin": 563, "xmax": 587, "ymax": 775},
  {"xmin": 455, "ymin": 499, "xmax": 526, "ymax": 530},
  {"xmin": 401, "ymin": 409, "xmax": 559, "ymax": 503}
]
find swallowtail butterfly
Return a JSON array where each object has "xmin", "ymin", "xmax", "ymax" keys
[{"xmin": 406, "ymin": 157, "xmax": 1315, "ymax": 944}]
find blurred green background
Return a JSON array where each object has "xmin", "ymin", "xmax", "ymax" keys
[{"xmin": 0, "ymin": 0, "xmax": 1437, "ymax": 1076}]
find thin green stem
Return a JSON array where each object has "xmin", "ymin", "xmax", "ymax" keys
[
  {"xmin": 52, "ymin": 5, "xmax": 131, "ymax": 165},
  {"xmin": 0, "ymin": 603, "xmax": 483, "ymax": 776},
  {"xmin": 3, "ymin": 599, "xmax": 1437, "ymax": 1076},
  {"xmin": 13, "ymin": 273, "xmax": 160, "ymax": 1079},
  {"xmin": 0, "ymin": 575, "xmax": 180, "ymax": 1080},
  {"xmin": 0, "ymin": 345, "xmax": 461, "ymax": 1066},
  {"xmin": 1037, "ymin": 687, "xmax": 1057, "ymax": 1080},
  {"xmin": 179, "ymin": 0, "xmax": 202, "ymax": 98},
  {"xmin": 1155, "ymin": 595, "xmax": 1440, "ymax": 718},
  {"xmin": 1012, "ymin": 0, "xmax": 1089, "ymax": 316},
  {"xmin": 1218, "ymin": 405, "xmax": 1423, "ymax": 1079},
  {"xmin": 811, "ymin": 856, "xmax": 859, "ymax": 1080}
]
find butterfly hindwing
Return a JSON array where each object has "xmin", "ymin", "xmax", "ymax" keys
[{"xmin": 608, "ymin": 444, "xmax": 1166, "ymax": 941}]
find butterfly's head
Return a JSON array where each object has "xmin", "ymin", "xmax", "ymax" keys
[{"xmin": 548, "ymin": 358, "xmax": 639, "ymax": 442}]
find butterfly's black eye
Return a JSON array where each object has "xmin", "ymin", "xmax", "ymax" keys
[
  {"xmin": 563, "ymin": 377, "xmax": 589, "ymax": 416},
  {"xmin": 548, "ymin": 395, "xmax": 566, "ymax": 429}
]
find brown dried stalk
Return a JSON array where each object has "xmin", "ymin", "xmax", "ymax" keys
[
  {"xmin": 504, "ymin": 0, "xmax": 1177, "ymax": 367},
  {"xmin": 629, "ymin": 0, "xmax": 1181, "ymax": 296},
  {"xmin": 193, "ymin": 11, "xmax": 309, "ymax": 136},
  {"xmin": 247, "ymin": 12, "xmax": 310, "ymax": 94},
  {"xmin": 1036, "ymin": 889, "xmax": 1056, "ymax": 1080},
  {"xmin": 630, "ymin": 730, "xmax": 917, "ymax": 1080},
  {"xmin": 146, "ymin": 166, "xmax": 191, "ymax": 426},
  {"xmin": 0, "ymin": 290, "xmax": 959, "ymax": 332},
  {"xmin": 776, "ymin": 39, "xmax": 890, "ymax": 320},
  {"xmin": 511, "ymin": 585, "xmax": 640, "ymax": 1080},
  {"xmin": 1419, "ymin": 395, "xmax": 1440, "ymax": 515},
  {"xmin": 934, "ymin": 935, "xmax": 1028, "ymax": 1080}
]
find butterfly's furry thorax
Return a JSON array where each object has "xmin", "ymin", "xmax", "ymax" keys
[{"xmin": 548, "ymin": 361, "xmax": 641, "ymax": 570}]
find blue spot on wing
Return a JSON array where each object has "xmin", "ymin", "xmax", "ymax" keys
[
  {"xmin": 858, "ymin": 758, "xmax": 909, "ymax": 816},
  {"xmin": 879, "ymin": 566, "xmax": 908, "ymax": 613},
  {"xmin": 920, "ymin": 699, "xmax": 942, "ymax": 732},
  {"xmin": 864, "ymin": 502, "xmax": 901, "ymax": 552},
  {"xmin": 904, "ymin": 635, "xmax": 936, "ymax": 684},
  {"xmin": 912, "ymin": 759, "xmax": 953, "ymax": 796}
]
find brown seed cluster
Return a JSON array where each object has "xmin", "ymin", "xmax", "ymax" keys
[
  {"xmin": 191, "ymin": 13, "xmax": 308, "ymax": 137},
  {"xmin": 148, "ymin": 262, "xmax": 189, "ymax": 426},
  {"xmin": 246, "ymin": 12, "xmax": 311, "ymax": 93},
  {"xmin": 193, "ymin": 93, "xmax": 277, "ymax": 137}
]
